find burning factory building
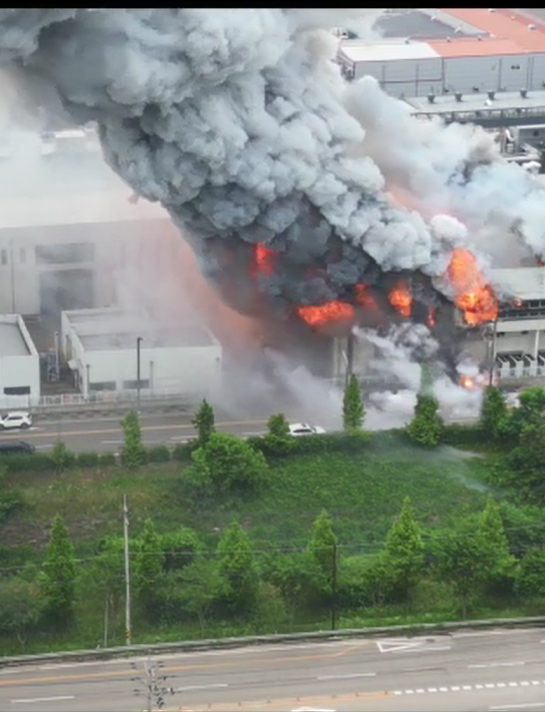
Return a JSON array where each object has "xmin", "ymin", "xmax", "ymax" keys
[{"xmin": 0, "ymin": 8, "xmax": 544, "ymax": 407}]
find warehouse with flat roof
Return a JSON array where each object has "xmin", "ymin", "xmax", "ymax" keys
[{"xmin": 61, "ymin": 308, "xmax": 222, "ymax": 400}]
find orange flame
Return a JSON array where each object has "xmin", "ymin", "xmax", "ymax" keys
[
  {"xmin": 447, "ymin": 248, "xmax": 498, "ymax": 326},
  {"xmin": 355, "ymin": 284, "xmax": 377, "ymax": 309},
  {"xmin": 297, "ymin": 301, "xmax": 355, "ymax": 327},
  {"xmin": 459, "ymin": 375, "xmax": 475, "ymax": 389},
  {"xmin": 388, "ymin": 281, "xmax": 412, "ymax": 318},
  {"xmin": 252, "ymin": 243, "xmax": 275, "ymax": 276}
]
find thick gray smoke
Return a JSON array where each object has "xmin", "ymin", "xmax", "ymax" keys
[
  {"xmin": 0, "ymin": 7, "xmax": 448, "ymax": 320},
  {"xmin": 0, "ymin": 8, "xmax": 542, "ymax": 328}
]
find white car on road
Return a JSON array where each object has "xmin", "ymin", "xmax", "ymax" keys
[
  {"xmin": 0, "ymin": 411, "xmax": 32, "ymax": 430},
  {"xmin": 288, "ymin": 422, "xmax": 326, "ymax": 437}
]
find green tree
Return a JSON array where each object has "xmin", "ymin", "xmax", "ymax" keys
[
  {"xmin": 120, "ymin": 411, "xmax": 146, "ymax": 469},
  {"xmin": 499, "ymin": 386, "xmax": 545, "ymax": 443},
  {"xmin": 515, "ymin": 548, "xmax": 545, "ymax": 598},
  {"xmin": 432, "ymin": 519, "xmax": 494, "ymax": 618},
  {"xmin": 41, "ymin": 514, "xmax": 77, "ymax": 626},
  {"xmin": 506, "ymin": 422, "xmax": 545, "ymax": 503},
  {"xmin": 407, "ymin": 393, "xmax": 443, "ymax": 448},
  {"xmin": 479, "ymin": 386, "xmax": 507, "ymax": 441},
  {"xmin": 261, "ymin": 413, "xmax": 294, "ymax": 458},
  {"xmin": 383, "ymin": 496, "xmax": 424, "ymax": 604},
  {"xmin": 216, "ymin": 521, "xmax": 259, "ymax": 616},
  {"xmin": 161, "ymin": 527, "xmax": 201, "ymax": 573},
  {"xmin": 192, "ymin": 399, "xmax": 215, "ymax": 445},
  {"xmin": 308, "ymin": 509, "xmax": 337, "ymax": 587},
  {"xmin": 265, "ymin": 551, "xmax": 324, "ymax": 629},
  {"xmin": 133, "ymin": 518, "xmax": 164, "ymax": 618},
  {"xmin": 267, "ymin": 413, "xmax": 290, "ymax": 438},
  {"xmin": 178, "ymin": 557, "xmax": 222, "ymax": 636},
  {"xmin": 191, "ymin": 432, "xmax": 269, "ymax": 495},
  {"xmin": 0, "ymin": 577, "xmax": 42, "ymax": 651},
  {"xmin": 479, "ymin": 499, "xmax": 514, "ymax": 575},
  {"xmin": 343, "ymin": 374, "xmax": 365, "ymax": 431},
  {"xmin": 50, "ymin": 440, "xmax": 75, "ymax": 473}
]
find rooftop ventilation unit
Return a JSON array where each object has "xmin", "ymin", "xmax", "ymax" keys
[
  {"xmin": 455, "ymin": 92, "xmax": 463, "ymax": 102},
  {"xmin": 529, "ymin": 24, "xmax": 536, "ymax": 30},
  {"xmin": 427, "ymin": 93, "xmax": 435, "ymax": 104},
  {"xmin": 488, "ymin": 90, "xmax": 495, "ymax": 101},
  {"xmin": 521, "ymin": 88, "xmax": 528, "ymax": 98},
  {"xmin": 488, "ymin": 7, "xmax": 495, "ymax": 11}
]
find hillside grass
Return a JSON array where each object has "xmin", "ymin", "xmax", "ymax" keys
[{"xmin": 1, "ymin": 432, "xmax": 494, "ymax": 556}]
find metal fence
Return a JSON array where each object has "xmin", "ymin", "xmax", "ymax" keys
[{"xmin": 0, "ymin": 388, "xmax": 203, "ymax": 413}]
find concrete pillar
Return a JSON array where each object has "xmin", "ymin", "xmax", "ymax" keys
[{"xmin": 534, "ymin": 330, "xmax": 540, "ymax": 361}]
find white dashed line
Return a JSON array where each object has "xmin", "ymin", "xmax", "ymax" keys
[
  {"xmin": 391, "ymin": 679, "xmax": 544, "ymax": 697},
  {"xmin": 11, "ymin": 696, "xmax": 75, "ymax": 704}
]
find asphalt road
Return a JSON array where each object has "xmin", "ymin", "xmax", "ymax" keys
[
  {"xmin": 2, "ymin": 628, "xmax": 545, "ymax": 711},
  {"xmin": 0, "ymin": 412, "xmax": 270, "ymax": 453}
]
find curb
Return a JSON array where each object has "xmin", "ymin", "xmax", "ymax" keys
[{"xmin": 3, "ymin": 615, "xmax": 545, "ymax": 669}]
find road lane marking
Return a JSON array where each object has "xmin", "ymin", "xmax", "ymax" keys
[
  {"xmin": 176, "ymin": 683, "xmax": 228, "ymax": 692},
  {"xmin": 469, "ymin": 661, "xmax": 525, "ymax": 668},
  {"xmin": 11, "ymin": 695, "xmax": 75, "ymax": 704},
  {"xmin": 490, "ymin": 705, "xmax": 545, "ymax": 711},
  {"xmin": 316, "ymin": 673, "xmax": 376, "ymax": 680},
  {"xmin": 18, "ymin": 418, "xmax": 269, "ymax": 440}
]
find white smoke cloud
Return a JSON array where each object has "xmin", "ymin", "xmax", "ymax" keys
[{"xmin": 346, "ymin": 74, "xmax": 545, "ymax": 266}]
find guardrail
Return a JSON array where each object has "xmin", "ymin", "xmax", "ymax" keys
[{"xmin": 2, "ymin": 615, "xmax": 545, "ymax": 668}]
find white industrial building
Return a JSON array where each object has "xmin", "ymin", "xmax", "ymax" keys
[
  {"xmin": 61, "ymin": 308, "xmax": 222, "ymax": 401},
  {"xmin": 337, "ymin": 8, "xmax": 545, "ymax": 99},
  {"xmin": 0, "ymin": 315, "xmax": 40, "ymax": 408}
]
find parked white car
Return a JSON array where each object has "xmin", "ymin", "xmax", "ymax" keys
[
  {"xmin": 288, "ymin": 422, "xmax": 326, "ymax": 437},
  {"xmin": 0, "ymin": 411, "xmax": 32, "ymax": 430}
]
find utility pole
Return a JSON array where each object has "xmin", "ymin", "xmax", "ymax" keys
[
  {"xmin": 488, "ymin": 318, "xmax": 498, "ymax": 387},
  {"xmin": 331, "ymin": 542, "xmax": 338, "ymax": 631},
  {"xmin": 123, "ymin": 495, "xmax": 132, "ymax": 646},
  {"xmin": 136, "ymin": 336, "xmax": 143, "ymax": 412}
]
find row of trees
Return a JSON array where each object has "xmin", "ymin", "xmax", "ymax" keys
[{"xmin": 4, "ymin": 493, "xmax": 545, "ymax": 650}]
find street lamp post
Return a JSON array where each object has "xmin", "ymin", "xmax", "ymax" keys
[
  {"xmin": 136, "ymin": 337, "xmax": 143, "ymax": 412},
  {"xmin": 488, "ymin": 318, "xmax": 498, "ymax": 387}
]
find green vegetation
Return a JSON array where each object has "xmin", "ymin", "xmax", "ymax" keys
[
  {"xmin": 120, "ymin": 411, "xmax": 147, "ymax": 469},
  {"xmin": 192, "ymin": 399, "xmax": 215, "ymax": 445},
  {"xmin": 3, "ymin": 390, "xmax": 545, "ymax": 656},
  {"xmin": 343, "ymin": 374, "xmax": 365, "ymax": 431}
]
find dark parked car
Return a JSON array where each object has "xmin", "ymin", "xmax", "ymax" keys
[{"xmin": 0, "ymin": 441, "xmax": 36, "ymax": 455}]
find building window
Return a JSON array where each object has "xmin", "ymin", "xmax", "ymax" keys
[
  {"xmin": 89, "ymin": 381, "xmax": 116, "ymax": 392},
  {"xmin": 3, "ymin": 386, "xmax": 31, "ymax": 396},
  {"xmin": 0, "ymin": 249, "xmax": 7, "ymax": 266},
  {"xmin": 35, "ymin": 242, "xmax": 95, "ymax": 264},
  {"xmin": 19, "ymin": 248, "xmax": 26, "ymax": 264},
  {"xmin": 123, "ymin": 379, "xmax": 150, "ymax": 390}
]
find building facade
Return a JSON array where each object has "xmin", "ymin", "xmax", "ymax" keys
[{"xmin": 0, "ymin": 315, "xmax": 40, "ymax": 408}]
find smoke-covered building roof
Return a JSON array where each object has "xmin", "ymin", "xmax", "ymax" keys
[
  {"xmin": 0, "ymin": 127, "xmax": 166, "ymax": 228},
  {"xmin": 373, "ymin": 9, "xmax": 482, "ymax": 40},
  {"xmin": 64, "ymin": 308, "xmax": 219, "ymax": 352},
  {"xmin": 493, "ymin": 267, "xmax": 545, "ymax": 302}
]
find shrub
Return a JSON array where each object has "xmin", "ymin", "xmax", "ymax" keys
[
  {"xmin": 98, "ymin": 453, "xmax": 116, "ymax": 467},
  {"xmin": 407, "ymin": 394, "xmax": 443, "ymax": 448},
  {"xmin": 50, "ymin": 441, "xmax": 76, "ymax": 471},
  {"xmin": 0, "ymin": 488, "xmax": 25, "ymax": 523},
  {"xmin": 442, "ymin": 424, "xmax": 486, "ymax": 447},
  {"xmin": 191, "ymin": 432, "xmax": 269, "ymax": 495},
  {"xmin": 172, "ymin": 440, "xmax": 198, "ymax": 462},
  {"xmin": 120, "ymin": 411, "xmax": 147, "ymax": 469},
  {"xmin": 0, "ymin": 453, "xmax": 55, "ymax": 473},
  {"xmin": 76, "ymin": 452, "xmax": 99, "ymax": 468},
  {"xmin": 147, "ymin": 445, "xmax": 171, "ymax": 463},
  {"xmin": 248, "ymin": 431, "xmax": 368, "ymax": 458}
]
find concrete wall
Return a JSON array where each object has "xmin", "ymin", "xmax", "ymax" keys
[
  {"xmin": 0, "ymin": 316, "xmax": 40, "ymax": 408},
  {"xmin": 0, "ymin": 218, "xmax": 173, "ymax": 316}
]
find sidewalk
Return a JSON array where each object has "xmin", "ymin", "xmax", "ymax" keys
[{"xmin": 32, "ymin": 397, "xmax": 196, "ymax": 421}]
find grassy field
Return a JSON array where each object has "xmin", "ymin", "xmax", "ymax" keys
[{"xmin": 2, "ymin": 432, "xmax": 494, "ymax": 558}]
